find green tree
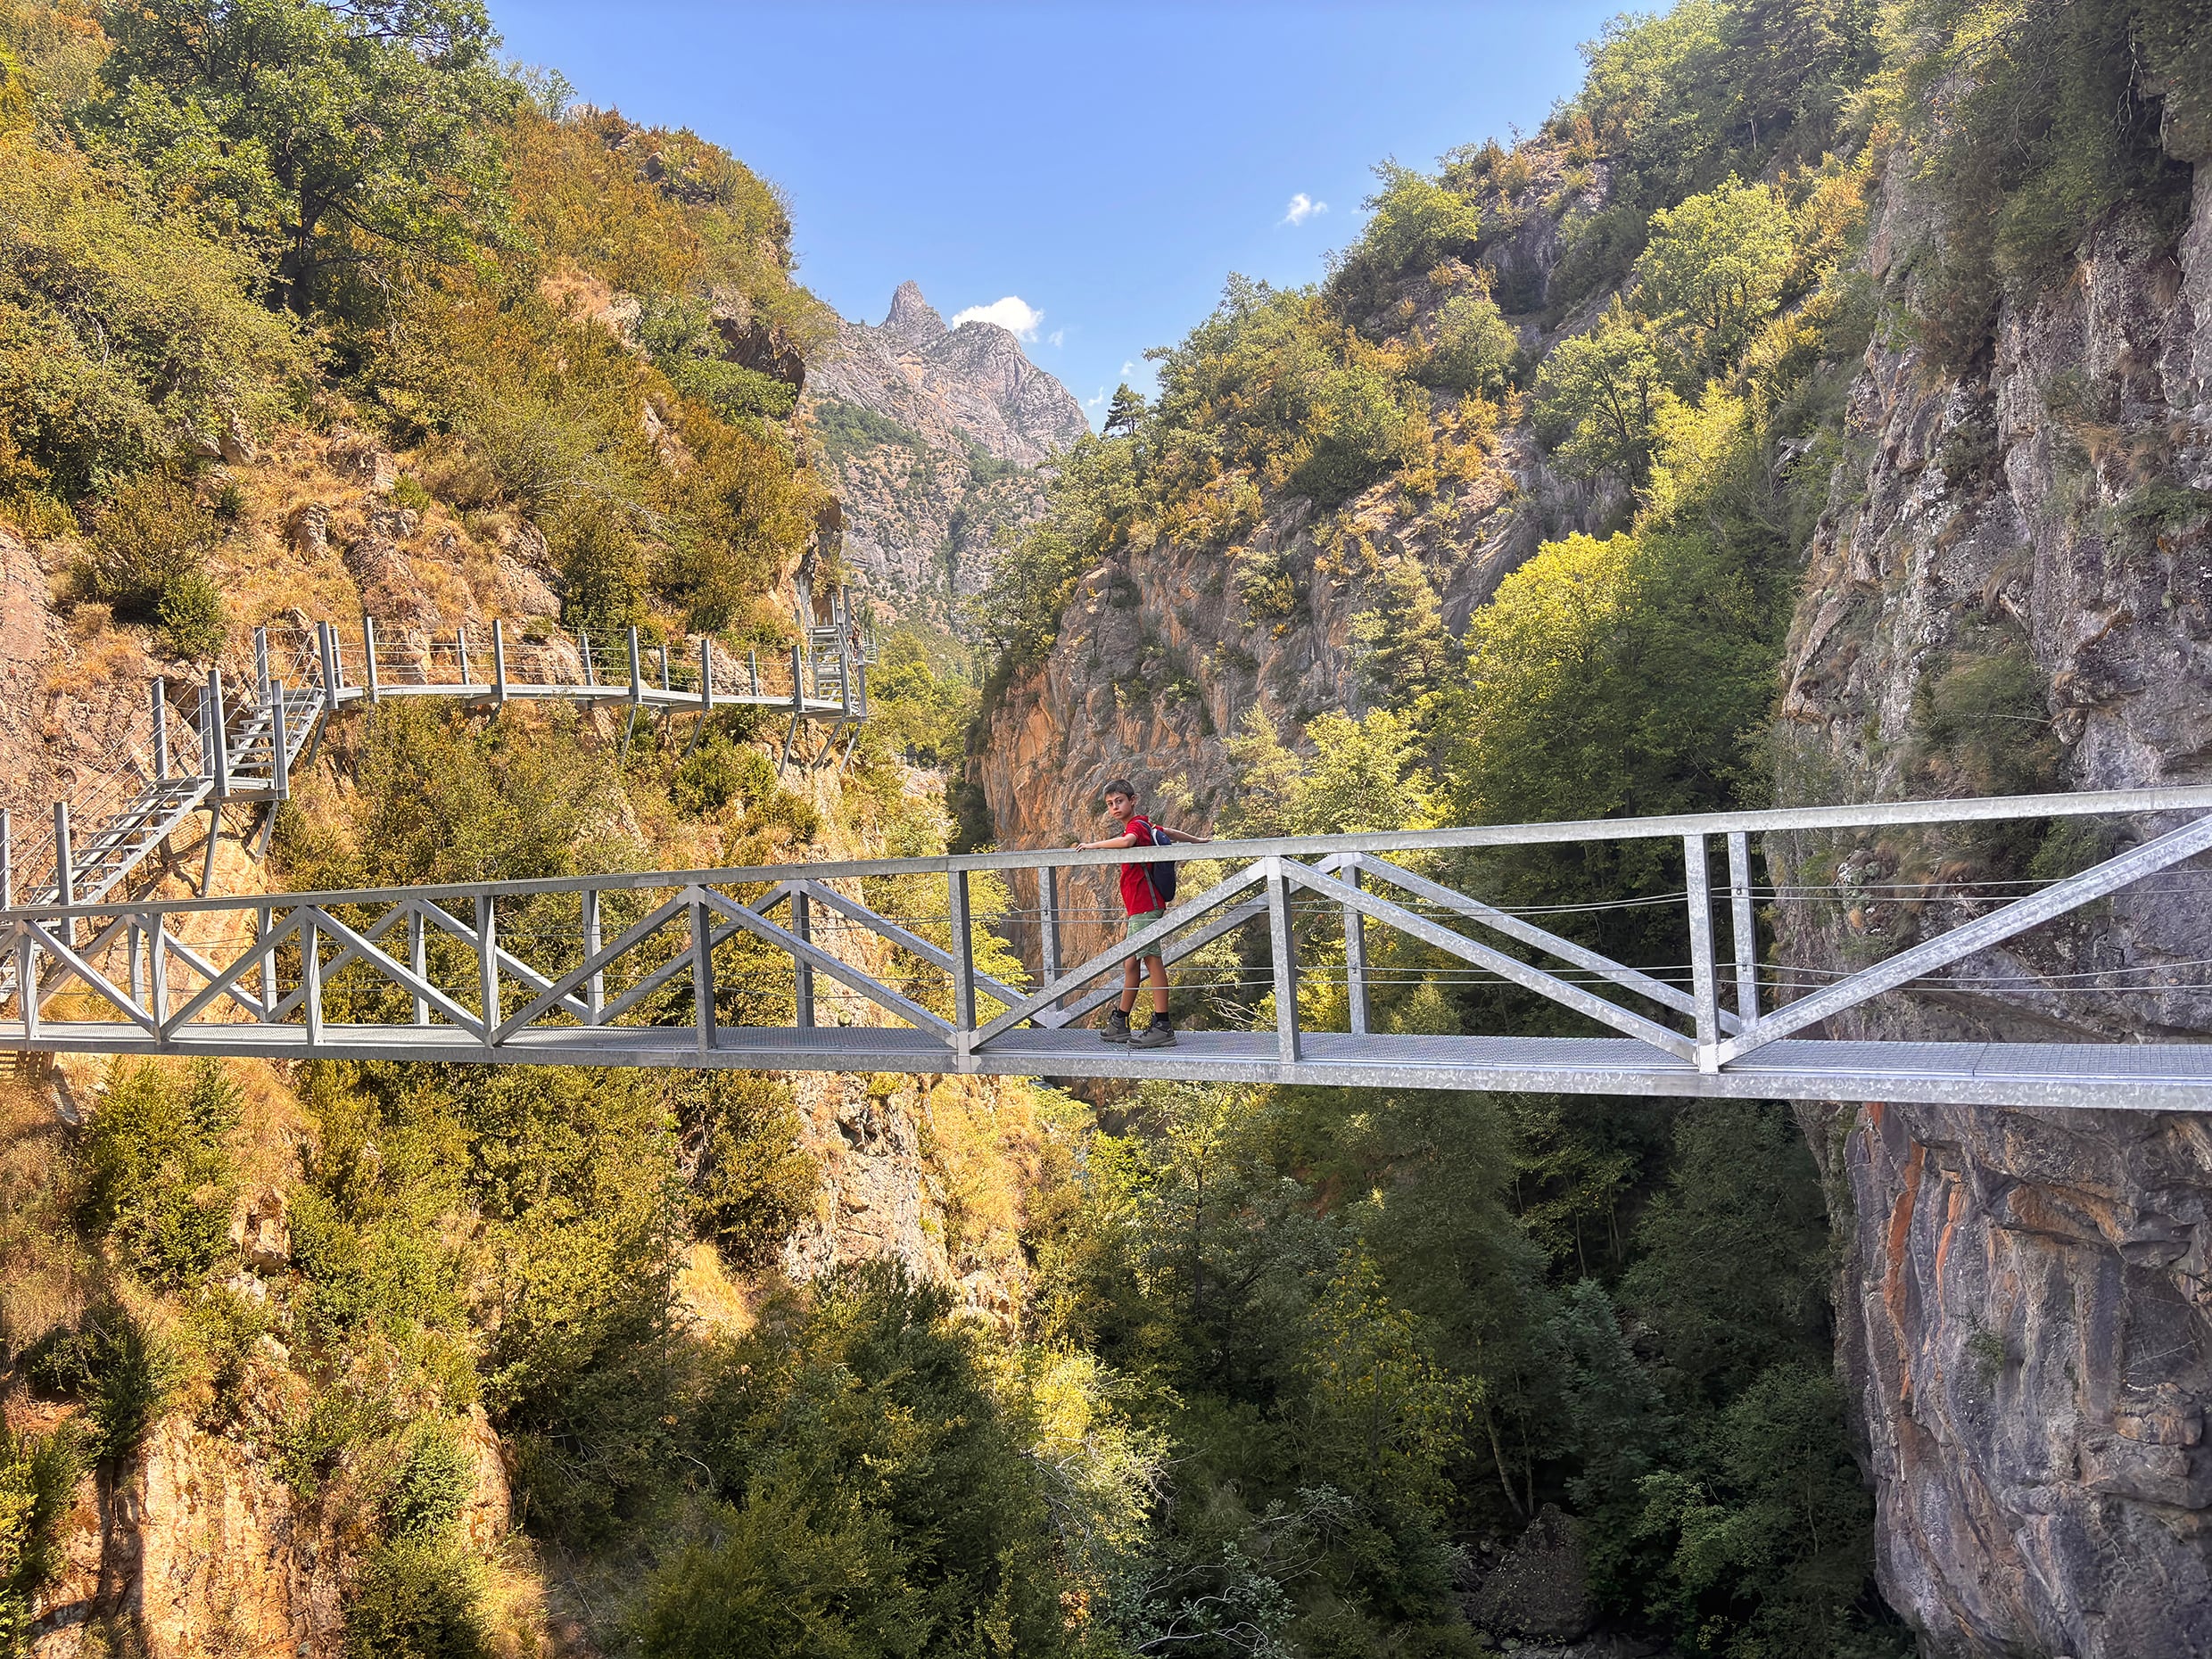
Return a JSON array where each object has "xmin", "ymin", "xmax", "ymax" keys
[
  {"xmin": 76, "ymin": 1059, "xmax": 241, "ymax": 1287},
  {"xmin": 1102, "ymin": 381, "xmax": 1147, "ymax": 437},
  {"xmin": 1630, "ymin": 176, "xmax": 1795, "ymax": 370},
  {"xmin": 87, "ymin": 0, "xmax": 523, "ymax": 314},
  {"xmin": 1219, "ymin": 706, "xmax": 1432, "ymax": 839},
  {"xmin": 1534, "ymin": 301, "xmax": 1671, "ymax": 481},
  {"xmin": 1421, "ymin": 288, "xmax": 1520, "ymax": 395}
]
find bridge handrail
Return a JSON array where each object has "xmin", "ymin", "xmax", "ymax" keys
[{"xmin": 7, "ymin": 783, "xmax": 2212, "ymax": 925}]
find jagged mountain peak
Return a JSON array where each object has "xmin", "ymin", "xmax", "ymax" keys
[{"xmin": 880, "ymin": 280, "xmax": 947, "ymax": 347}]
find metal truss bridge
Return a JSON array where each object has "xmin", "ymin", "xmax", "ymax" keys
[{"xmin": 10, "ymin": 787, "xmax": 2212, "ymax": 1110}]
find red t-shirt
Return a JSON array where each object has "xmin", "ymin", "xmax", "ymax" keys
[{"xmin": 1118, "ymin": 813, "xmax": 1161, "ymax": 915}]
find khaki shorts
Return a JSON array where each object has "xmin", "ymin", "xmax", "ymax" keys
[{"xmin": 1125, "ymin": 906, "xmax": 1168, "ymax": 944}]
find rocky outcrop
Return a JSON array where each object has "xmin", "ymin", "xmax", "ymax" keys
[
  {"xmin": 805, "ymin": 283, "xmax": 1087, "ymax": 625},
  {"xmin": 1772, "ymin": 161, "xmax": 2212, "ymax": 1657}
]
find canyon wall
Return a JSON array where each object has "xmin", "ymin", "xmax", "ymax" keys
[{"xmin": 1770, "ymin": 159, "xmax": 2212, "ymax": 1658}]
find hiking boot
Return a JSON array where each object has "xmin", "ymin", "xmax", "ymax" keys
[
  {"xmin": 1099, "ymin": 1010, "xmax": 1132, "ymax": 1044},
  {"xmin": 1130, "ymin": 1016, "xmax": 1177, "ymax": 1049}
]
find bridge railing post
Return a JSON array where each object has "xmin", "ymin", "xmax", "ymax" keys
[
  {"xmin": 1267, "ymin": 857, "xmax": 1300, "ymax": 1064},
  {"xmin": 690, "ymin": 889, "xmax": 715, "ymax": 1055},
  {"xmin": 582, "ymin": 887, "xmax": 603, "ymax": 1025},
  {"xmin": 271, "ymin": 682, "xmax": 290, "ymax": 802},
  {"xmin": 318, "ymin": 621, "xmax": 341, "ymax": 714},
  {"xmin": 1344, "ymin": 863, "xmax": 1369, "ymax": 1036},
  {"xmin": 628, "ymin": 629, "xmax": 644, "ymax": 707},
  {"xmin": 793, "ymin": 889, "xmax": 814, "ymax": 1027},
  {"xmin": 363, "ymin": 615, "xmax": 381, "ymax": 705},
  {"xmin": 457, "ymin": 625, "xmax": 472, "ymax": 689},
  {"xmin": 1685, "ymin": 834, "xmax": 1721, "ymax": 1071},
  {"xmin": 259, "ymin": 901, "xmax": 277, "ymax": 1021},
  {"xmin": 1, "ymin": 809, "xmax": 12, "ymax": 910},
  {"xmin": 581, "ymin": 630, "xmax": 597, "ymax": 688},
  {"xmin": 54, "ymin": 802, "xmax": 74, "ymax": 949},
  {"xmin": 1727, "ymin": 830, "xmax": 1760, "ymax": 1026},
  {"xmin": 477, "ymin": 893, "xmax": 499, "ymax": 1052},
  {"xmin": 152, "ymin": 679, "xmax": 169, "ymax": 782},
  {"xmin": 148, "ymin": 912, "xmax": 169, "ymax": 1029},
  {"xmin": 1039, "ymin": 866, "xmax": 1061, "ymax": 995},
  {"xmin": 492, "ymin": 619, "xmax": 508, "ymax": 706},
  {"xmin": 409, "ymin": 904, "xmax": 427, "ymax": 1026},
  {"xmin": 302, "ymin": 910, "xmax": 323, "ymax": 1048},
  {"xmin": 206, "ymin": 670, "xmax": 230, "ymax": 800},
  {"xmin": 253, "ymin": 626, "xmax": 269, "ymax": 709},
  {"xmin": 949, "ymin": 870, "xmax": 975, "ymax": 1062}
]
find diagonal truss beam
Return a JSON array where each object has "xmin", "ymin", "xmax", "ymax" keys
[
  {"xmin": 698, "ymin": 888, "xmax": 953, "ymax": 1036},
  {"xmin": 160, "ymin": 930, "xmax": 268, "ymax": 1021},
  {"xmin": 1281, "ymin": 859, "xmax": 1696, "ymax": 1061},
  {"xmin": 1721, "ymin": 809, "xmax": 2212, "ymax": 1063},
  {"xmin": 278, "ymin": 905, "xmax": 486, "ymax": 1036},
  {"xmin": 263, "ymin": 902, "xmax": 412, "ymax": 1021},
  {"xmin": 496, "ymin": 885, "xmax": 791, "ymax": 1040},
  {"xmin": 163, "ymin": 908, "xmax": 305, "ymax": 1032},
  {"xmin": 412, "ymin": 897, "xmax": 591, "ymax": 1021},
  {"xmin": 971, "ymin": 862, "xmax": 1270, "ymax": 1048},
  {"xmin": 793, "ymin": 878, "xmax": 1051, "ymax": 1027},
  {"xmin": 21, "ymin": 920, "xmax": 157, "ymax": 1034},
  {"xmin": 1352, "ymin": 854, "xmax": 1744, "ymax": 1036}
]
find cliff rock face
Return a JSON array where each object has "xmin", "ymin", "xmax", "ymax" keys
[
  {"xmin": 806, "ymin": 282, "xmax": 1088, "ymax": 624},
  {"xmin": 1772, "ymin": 161, "xmax": 2212, "ymax": 1657}
]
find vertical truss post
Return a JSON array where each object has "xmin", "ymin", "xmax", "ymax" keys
[
  {"xmin": 793, "ymin": 889, "xmax": 815, "ymax": 1027},
  {"xmin": 409, "ymin": 904, "xmax": 427, "ymax": 1026},
  {"xmin": 302, "ymin": 911, "xmax": 323, "ymax": 1047},
  {"xmin": 1727, "ymin": 830, "xmax": 1760, "ymax": 1026},
  {"xmin": 54, "ymin": 802, "xmax": 74, "ymax": 950},
  {"xmin": 779, "ymin": 644, "xmax": 804, "ymax": 779},
  {"xmin": 318, "ymin": 622, "xmax": 341, "ymax": 714},
  {"xmin": 14, "ymin": 920, "xmax": 35, "ymax": 1041},
  {"xmin": 698, "ymin": 639, "xmax": 713, "ymax": 716},
  {"xmin": 149, "ymin": 913, "xmax": 168, "ymax": 1029},
  {"xmin": 1267, "ymin": 857, "xmax": 1300, "ymax": 1064},
  {"xmin": 477, "ymin": 894, "xmax": 499, "ymax": 1052},
  {"xmin": 492, "ymin": 619, "xmax": 508, "ymax": 706},
  {"xmin": 259, "ymin": 902, "xmax": 277, "ymax": 1021},
  {"xmin": 253, "ymin": 625, "xmax": 270, "ymax": 707},
  {"xmin": 949, "ymin": 869, "xmax": 975, "ymax": 1061},
  {"xmin": 1344, "ymin": 863, "xmax": 1370, "ymax": 1036},
  {"xmin": 581, "ymin": 630, "xmax": 597, "ymax": 687},
  {"xmin": 454, "ymin": 624, "xmax": 470, "ymax": 688},
  {"xmin": 128, "ymin": 915, "xmax": 144, "ymax": 1009},
  {"xmin": 659, "ymin": 644, "xmax": 672, "ymax": 691},
  {"xmin": 206, "ymin": 670, "xmax": 230, "ymax": 800},
  {"xmin": 0, "ymin": 809, "xmax": 11, "ymax": 909},
  {"xmin": 1039, "ymin": 866, "xmax": 1061, "ymax": 992},
  {"xmin": 151, "ymin": 679, "xmax": 169, "ymax": 781},
  {"xmin": 628, "ymin": 628, "xmax": 644, "ymax": 707},
  {"xmin": 363, "ymin": 615, "xmax": 381, "ymax": 705},
  {"xmin": 271, "ymin": 684, "xmax": 290, "ymax": 803},
  {"xmin": 582, "ymin": 887, "xmax": 604, "ymax": 1025},
  {"xmin": 1685, "ymin": 834, "xmax": 1721, "ymax": 1072},
  {"xmin": 690, "ymin": 891, "xmax": 715, "ymax": 1054},
  {"xmin": 749, "ymin": 649, "xmax": 760, "ymax": 697}
]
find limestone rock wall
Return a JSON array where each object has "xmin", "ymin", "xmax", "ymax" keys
[
  {"xmin": 1772, "ymin": 161, "xmax": 2212, "ymax": 1657},
  {"xmin": 805, "ymin": 282, "xmax": 1088, "ymax": 626}
]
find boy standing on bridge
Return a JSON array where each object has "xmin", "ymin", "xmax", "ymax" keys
[{"xmin": 1074, "ymin": 779, "xmax": 1208, "ymax": 1048}]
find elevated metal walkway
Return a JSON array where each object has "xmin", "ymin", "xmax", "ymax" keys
[
  {"xmin": 0, "ymin": 609, "xmax": 869, "ymax": 996},
  {"xmin": 10, "ymin": 787, "xmax": 2212, "ymax": 1110}
]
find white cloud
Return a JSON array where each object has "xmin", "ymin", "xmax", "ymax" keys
[
  {"xmin": 1047, "ymin": 328, "xmax": 1065, "ymax": 348},
  {"xmin": 1085, "ymin": 386, "xmax": 1108, "ymax": 409},
  {"xmin": 1280, "ymin": 193, "xmax": 1328, "ymax": 227},
  {"xmin": 1119, "ymin": 360, "xmax": 1138, "ymax": 377},
  {"xmin": 950, "ymin": 296, "xmax": 1044, "ymax": 339}
]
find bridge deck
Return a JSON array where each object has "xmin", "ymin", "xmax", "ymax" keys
[{"xmin": 19, "ymin": 1023, "xmax": 2212, "ymax": 1110}]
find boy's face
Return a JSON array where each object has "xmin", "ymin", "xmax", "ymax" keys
[{"xmin": 1105, "ymin": 791, "xmax": 1134, "ymax": 820}]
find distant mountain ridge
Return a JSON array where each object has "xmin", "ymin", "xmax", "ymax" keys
[{"xmin": 805, "ymin": 282, "xmax": 1087, "ymax": 625}]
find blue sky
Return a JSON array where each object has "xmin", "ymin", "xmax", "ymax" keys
[{"xmin": 487, "ymin": 2, "xmax": 1629, "ymax": 425}]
